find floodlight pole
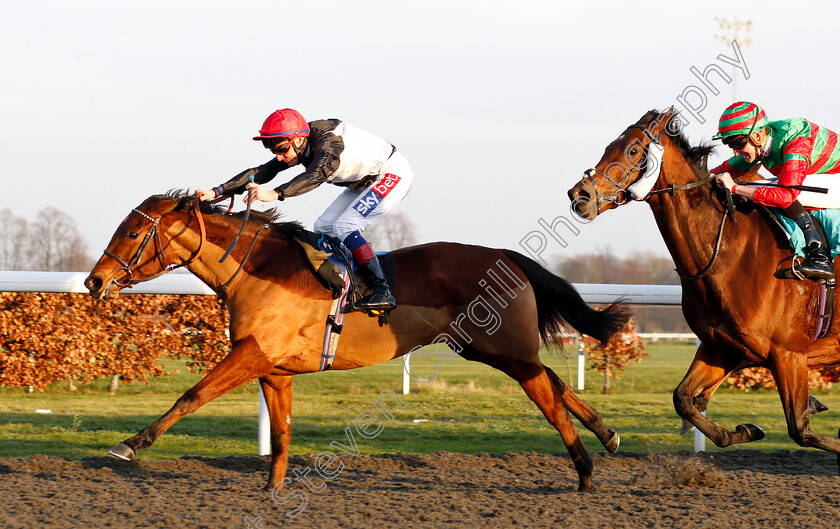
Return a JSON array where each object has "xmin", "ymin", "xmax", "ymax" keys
[{"xmin": 714, "ymin": 17, "xmax": 753, "ymax": 101}]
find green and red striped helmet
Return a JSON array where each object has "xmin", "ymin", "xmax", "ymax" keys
[
  {"xmin": 252, "ymin": 108, "xmax": 310, "ymax": 141},
  {"xmin": 712, "ymin": 101, "xmax": 770, "ymax": 140}
]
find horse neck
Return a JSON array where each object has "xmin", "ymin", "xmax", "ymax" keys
[
  {"xmin": 647, "ymin": 141, "xmax": 738, "ymax": 283},
  {"xmin": 163, "ymin": 212, "xmax": 267, "ymax": 292},
  {"xmin": 180, "ymin": 213, "xmax": 324, "ymax": 300}
]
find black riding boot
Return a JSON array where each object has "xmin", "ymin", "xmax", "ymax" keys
[
  {"xmin": 792, "ymin": 212, "xmax": 835, "ymax": 280},
  {"xmin": 356, "ymin": 256, "xmax": 397, "ymax": 311}
]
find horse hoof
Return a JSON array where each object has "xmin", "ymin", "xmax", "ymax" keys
[
  {"xmin": 679, "ymin": 418, "xmax": 695, "ymax": 435},
  {"xmin": 108, "ymin": 442, "xmax": 136, "ymax": 461},
  {"xmin": 605, "ymin": 429, "xmax": 620, "ymax": 453},
  {"xmin": 736, "ymin": 423, "xmax": 765, "ymax": 442},
  {"xmin": 808, "ymin": 395, "xmax": 829, "ymax": 414},
  {"xmin": 578, "ymin": 476, "xmax": 593, "ymax": 492}
]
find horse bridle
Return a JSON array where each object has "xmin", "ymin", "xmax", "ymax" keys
[
  {"xmin": 582, "ymin": 123, "xmax": 719, "ymax": 202},
  {"xmin": 581, "ymin": 122, "xmax": 728, "ymax": 280},
  {"xmin": 103, "ymin": 198, "xmax": 207, "ymax": 288},
  {"xmin": 579, "ymin": 124, "xmax": 658, "ymax": 208}
]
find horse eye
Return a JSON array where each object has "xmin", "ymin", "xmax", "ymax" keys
[
  {"xmin": 628, "ymin": 148, "xmax": 638, "ymax": 157},
  {"xmin": 127, "ymin": 232, "xmax": 139, "ymax": 240}
]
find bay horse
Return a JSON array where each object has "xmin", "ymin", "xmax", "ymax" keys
[
  {"xmin": 83, "ymin": 191, "xmax": 630, "ymax": 491},
  {"xmin": 568, "ymin": 107, "xmax": 840, "ymax": 467}
]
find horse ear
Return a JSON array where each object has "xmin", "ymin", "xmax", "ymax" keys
[{"xmin": 637, "ymin": 109, "xmax": 659, "ymax": 124}]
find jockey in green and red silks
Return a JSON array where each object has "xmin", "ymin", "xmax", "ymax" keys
[{"xmin": 711, "ymin": 101, "xmax": 840, "ymax": 280}]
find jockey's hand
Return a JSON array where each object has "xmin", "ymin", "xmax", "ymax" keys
[
  {"xmin": 196, "ymin": 189, "xmax": 216, "ymax": 201},
  {"xmin": 714, "ymin": 172, "xmax": 736, "ymax": 193},
  {"xmin": 244, "ymin": 182, "xmax": 281, "ymax": 204}
]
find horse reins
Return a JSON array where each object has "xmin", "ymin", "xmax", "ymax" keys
[
  {"xmin": 104, "ymin": 196, "xmax": 207, "ymax": 287},
  {"xmin": 219, "ymin": 174, "xmax": 255, "ymax": 263},
  {"xmin": 218, "ymin": 222, "xmax": 269, "ymax": 295},
  {"xmin": 212, "ymin": 176, "xmax": 272, "ymax": 296},
  {"xmin": 104, "ymin": 189, "xmax": 269, "ymax": 295}
]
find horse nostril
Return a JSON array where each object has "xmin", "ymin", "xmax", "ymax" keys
[
  {"xmin": 84, "ymin": 276, "xmax": 102, "ymax": 292},
  {"xmin": 569, "ymin": 188, "xmax": 590, "ymax": 202}
]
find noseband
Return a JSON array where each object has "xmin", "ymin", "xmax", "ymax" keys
[{"xmin": 103, "ymin": 198, "xmax": 206, "ymax": 288}]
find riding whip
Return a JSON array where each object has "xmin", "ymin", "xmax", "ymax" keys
[
  {"xmin": 735, "ymin": 179, "xmax": 829, "ymax": 194},
  {"xmin": 220, "ymin": 173, "xmax": 255, "ymax": 263}
]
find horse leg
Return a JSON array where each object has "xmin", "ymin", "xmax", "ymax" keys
[
  {"xmin": 109, "ymin": 336, "xmax": 273, "ymax": 460},
  {"xmin": 259, "ymin": 374, "xmax": 294, "ymax": 491},
  {"xmin": 673, "ymin": 342, "xmax": 764, "ymax": 447},
  {"xmin": 467, "ymin": 352, "xmax": 593, "ymax": 491},
  {"xmin": 544, "ymin": 366, "xmax": 619, "ymax": 453},
  {"xmin": 767, "ymin": 350, "xmax": 840, "ymax": 456}
]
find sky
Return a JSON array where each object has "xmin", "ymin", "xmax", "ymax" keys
[{"xmin": 3, "ymin": 0, "xmax": 840, "ymax": 267}]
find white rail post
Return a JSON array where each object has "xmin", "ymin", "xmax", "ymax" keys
[
  {"xmin": 402, "ymin": 352, "xmax": 411, "ymax": 395},
  {"xmin": 693, "ymin": 335, "xmax": 705, "ymax": 452},
  {"xmin": 258, "ymin": 385, "xmax": 270, "ymax": 456},
  {"xmin": 577, "ymin": 336, "xmax": 585, "ymax": 391},
  {"xmin": 694, "ymin": 411, "xmax": 706, "ymax": 452}
]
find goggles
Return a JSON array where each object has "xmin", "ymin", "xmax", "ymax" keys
[
  {"xmin": 722, "ymin": 134, "xmax": 749, "ymax": 150},
  {"xmin": 262, "ymin": 138, "xmax": 292, "ymax": 155}
]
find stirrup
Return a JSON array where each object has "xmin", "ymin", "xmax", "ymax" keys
[
  {"xmin": 355, "ymin": 301, "xmax": 394, "ymax": 327},
  {"xmin": 797, "ymin": 256, "xmax": 835, "ymax": 280},
  {"xmin": 355, "ymin": 297, "xmax": 397, "ymax": 311}
]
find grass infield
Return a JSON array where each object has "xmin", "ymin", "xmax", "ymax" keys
[{"xmin": 2, "ymin": 344, "xmax": 839, "ymax": 460}]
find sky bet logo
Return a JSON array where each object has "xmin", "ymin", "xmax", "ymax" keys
[{"xmin": 352, "ymin": 173, "xmax": 401, "ymax": 217}]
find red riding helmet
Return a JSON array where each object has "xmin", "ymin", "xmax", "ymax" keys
[{"xmin": 252, "ymin": 108, "xmax": 310, "ymax": 141}]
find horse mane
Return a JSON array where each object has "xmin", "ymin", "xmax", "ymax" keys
[
  {"xmin": 637, "ymin": 109, "xmax": 717, "ymax": 178},
  {"xmin": 160, "ymin": 189, "xmax": 304, "ymax": 238}
]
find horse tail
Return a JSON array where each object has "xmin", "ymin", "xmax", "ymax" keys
[{"xmin": 501, "ymin": 250, "xmax": 631, "ymax": 348}]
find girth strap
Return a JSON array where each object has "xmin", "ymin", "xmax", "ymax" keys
[
  {"xmin": 320, "ymin": 270, "xmax": 352, "ymax": 371},
  {"xmin": 814, "ymin": 278, "xmax": 835, "ymax": 341},
  {"xmin": 319, "ymin": 245, "xmax": 353, "ymax": 371}
]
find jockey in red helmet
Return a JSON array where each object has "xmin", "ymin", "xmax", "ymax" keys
[
  {"xmin": 197, "ymin": 108, "xmax": 413, "ymax": 311},
  {"xmin": 711, "ymin": 101, "xmax": 838, "ymax": 280}
]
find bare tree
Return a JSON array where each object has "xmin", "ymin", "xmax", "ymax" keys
[
  {"xmin": 553, "ymin": 247, "xmax": 679, "ymax": 285},
  {"xmin": 552, "ymin": 248, "xmax": 690, "ymax": 333},
  {"xmin": 29, "ymin": 207, "xmax": 94, "ymax": 271},
  {"xmin": 363, "ymin": 211, "xmax": 418, "ymax": 251},
  {"xmin": 0, "ymin": 209, "xmax": 31, "ymax": 270}
]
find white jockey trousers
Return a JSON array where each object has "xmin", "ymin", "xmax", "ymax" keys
[{"xmin": 314, "ymin": 150, "xmax": 413, "ymax": 241}]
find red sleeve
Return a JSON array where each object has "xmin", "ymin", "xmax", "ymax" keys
[
  {"xmin": 752, "ymin": 137, "xmax": 811, "ymax": 208},
  {"xmin": 752, "ymin": 159, "xmax": 808, "ymax": 208}
]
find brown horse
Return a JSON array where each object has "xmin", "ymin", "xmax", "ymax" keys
[
  {"xmin": 568, "ymin": 107, "xmax": 840, "ymax": 466},
  {"xmin": 83, "ymin": 191, "xmax": 630, "ymax": 491}
]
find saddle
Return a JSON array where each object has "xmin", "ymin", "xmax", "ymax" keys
[{"xmin": 293, "ymin": 229, "xmax": 396, "ymax": 305}]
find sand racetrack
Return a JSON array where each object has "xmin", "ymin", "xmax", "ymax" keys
[{"xmin": 3, "ymin": 450, "xmax": 839, "ymax": 528}]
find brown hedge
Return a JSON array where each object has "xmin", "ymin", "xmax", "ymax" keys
[
  {"xmin": 5, "ymin": 291, "xmax": 839, "ymax": 392},
  {"xmin": 0, "ymin": 292, "xmax": 229, "ymax": 390}
]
